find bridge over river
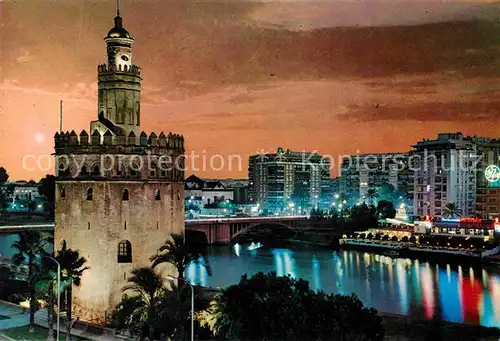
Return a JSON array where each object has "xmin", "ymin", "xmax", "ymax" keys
[
  {"xmin": 0, "ymin": 216, "xmax": 309, "ymax": 249},
  {"xmin": 186, "ymin": 216, "xmax": 309, "ymax": 244}
]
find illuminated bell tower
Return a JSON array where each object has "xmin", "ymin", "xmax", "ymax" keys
[
  {"xmin": 54, "ymin": 1, "xmax": 185, "ymax": 324},
  {"xmin": 91, "ymin": 3, "xmax": 141, "ymax": 137}
]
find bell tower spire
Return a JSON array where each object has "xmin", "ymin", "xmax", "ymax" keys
[{"xmin": 92, "ymin": 0, "xmax": 142, "ymax": 137}]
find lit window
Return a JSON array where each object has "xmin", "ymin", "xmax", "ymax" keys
[{"xmin": 118, "ymin": 240, "xmax": 132, "ymax": 263}]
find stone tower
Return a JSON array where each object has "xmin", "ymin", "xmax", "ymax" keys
[{"xmin": 54, "ymin": 4, "xmax": 185, "ymax": 324}]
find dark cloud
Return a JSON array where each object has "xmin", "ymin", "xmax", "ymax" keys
[{"xmin": 342, "ymin": 99, "xmax": 500, "ymax": 122}]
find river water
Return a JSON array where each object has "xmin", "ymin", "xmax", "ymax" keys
[{"xmin": 185, "ymin": 243, "xmax": 500, "ymax": 328}]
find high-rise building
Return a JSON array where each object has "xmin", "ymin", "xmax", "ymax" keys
[
  {"xmin": 411, "ymin": 132, "xmax": 500, "ymax": 219},
  {"xmin": 474, "ymin": 138, "xmax": 500, "ymax": 218},
  {"xmin": 248, "ymin": 148, "xmax": 330, "ymax": 211},
  {"xmin": 54, "ymin": 6, "xmax": 184, "ymax": 324},
  {"xmin": 339, "ymin": 153, "xmax": 413, "ymax": 207}
]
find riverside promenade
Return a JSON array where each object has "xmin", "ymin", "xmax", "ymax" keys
[
  {"xmin": 340, "ymin": 239, "xmax": 500, "ymax": 259},
  {"xmin": 0, "ymin": 301, "xmax": 123, "ymax": 341}
]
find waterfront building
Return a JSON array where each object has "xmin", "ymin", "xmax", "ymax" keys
[
  {"xmin": 483, "ymin": 188, "xmax": 500, "ymax": 219},
  {"xmin": 339, "ymin": 153, "xmax": 413, "ymax": 208},
  {"xmin": 53, "ymin": 6, "xmax": 184, "ymax": 324},
  {"xmin": 412, "ymin": 133, "xmax": 500, "ymax": 219},
  {"xmin": 203, "ymin": 178, "xmax": 250, "ymax": 204},
  {"xmin": 248, "ymin": 147, "xmax": 331, "ymax": 212},
  {"xmin": 185, "ymin": 175, "xmax": 234, "ymax": 208},
  {"xmin": 416, "ymin": 217, "xmax": 497, "ymax": 240},
  {"xmin": 0, "ymin": 181, "xmax": 45, "ymax": 212},
  {"xmin": 475, "ymin": 139, "xmax": 500, "ymax": 218}
]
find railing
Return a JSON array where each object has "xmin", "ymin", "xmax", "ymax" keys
[{"xmin": 186, "ymin": 215, "xmax": 308, "ymax": 224}]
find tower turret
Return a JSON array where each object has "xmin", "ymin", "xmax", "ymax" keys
[{"xmin": 91, "ymin": 0, "xmax": 141, "ymax": 137}]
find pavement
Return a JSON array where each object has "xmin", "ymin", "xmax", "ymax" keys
[{"xmin": 0, "ymin": 301, "xmax": 125, "ymax": 341}]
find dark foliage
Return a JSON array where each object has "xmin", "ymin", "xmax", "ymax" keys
[
  {"xmin": 206, "ymin": 272, "xmax": 384, "ymax": 341},
  {"xmin": 38, "ymin": 175, "xmax": 56, "ymax": 219},
  {"xmin": 376, "ymin": 200, "xmax": 397, "ymax": 219},
  {"xmin": 0, "ymin": 167, "xmax": 8, "ymax": 184}
]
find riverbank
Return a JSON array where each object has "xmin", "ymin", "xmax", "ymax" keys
[{"xmin": 197, "ymin": 287, "xmax": 500, "ymax": 340}]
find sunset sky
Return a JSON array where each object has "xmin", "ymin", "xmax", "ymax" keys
[{"xmin": 2, "ymin": 0, "xmax": 500, "ymax": 180}]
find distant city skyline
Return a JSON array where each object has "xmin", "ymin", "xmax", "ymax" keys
[{"xmin": 2, "ymin": 0, "xmax": 500, "ymax": 181}]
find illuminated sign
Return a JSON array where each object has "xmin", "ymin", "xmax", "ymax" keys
[
  {"xmin": 485, "ymin": 165, "xmax": 500, "ymax": 183},
  {"xmin": 442, "ymin": 218, "xmax": 461, "ymax": 223},
  {"xmin": 495, "ymin": 218, "xmax": 500, "ymax": 233},
  {"xmin": 460, "ymin": 217, "xmax": 482, "ymax": 224}
]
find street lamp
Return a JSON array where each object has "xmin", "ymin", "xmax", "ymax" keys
[
  {"xmin": 42, "ymin": 255, "xmax": 60, "ymax": 341},
  {"xmin": 167, "ymin": 276, "xmax": 195, "ymax": 341}
]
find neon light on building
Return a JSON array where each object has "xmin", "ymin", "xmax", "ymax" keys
[{"xmin": 486, "ymin": 165, "xmax": 500, "ymax": 188}]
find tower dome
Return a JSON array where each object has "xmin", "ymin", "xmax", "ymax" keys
[{"xmin": 106, "ymin": 15, "xmax": 133, "ymax": 40}]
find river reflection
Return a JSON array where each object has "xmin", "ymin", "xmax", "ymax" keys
[{"xmin": 185, "ymin": 244, "xmax": 500, "ymax": 328}]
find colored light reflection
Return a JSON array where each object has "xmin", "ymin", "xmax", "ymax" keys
[
  {"xmin": 273, "ymin": 249, "xmax": 296, "ymax": 278},
  {"xmin": 202, "ymin": 247, "xmax": 500, "ymax": 328},
  {"xmin": 395, "ymin": 260, "xmax": 409, "ymax": 314},
  {"xmin": 233, "ymin": 243, "xmax": 241, "ymax": 257},
  {"xmin": 312, "ymin": 256, "xmax": 322, "ymax": 292},
  {"xmin": 421, "ymin": 263, "xmax": 435, "ymax": 319},
  {"xmin": 461, "ymin": 274, "xmax": 482, "ymax": 325},
  {"xmin": 185, "ymin": 258, "xmax": 208, "ymax": 287},
  {"xmin": 438, "ymin": 267, "xmax": 463, "ymax": 323}
]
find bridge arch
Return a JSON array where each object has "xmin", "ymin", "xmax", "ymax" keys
[
  {"xmin": 230, "ymin": 222, "xmax": 295, "ymax": 241},
  {"xmin": 185, "ymin": 216, "xmax": 307, "ymax": 244}
]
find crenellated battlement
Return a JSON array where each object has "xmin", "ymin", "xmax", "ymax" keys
[
  {"xmin": 54, "ymin": 129, "xmax": 184, "ymax": 155},
  {"xmin": 97, "ymin": 63, "xmax": 141, "ymax": 76}
]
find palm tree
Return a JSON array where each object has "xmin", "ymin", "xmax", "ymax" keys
[
  {"xmin": 25, "ymin": 199, "xmax": 38, "ymax": 220},
  {"xmin": 122, "ymin": 267, "xmax": 165, "ymax": 340},
  {"xmin": 365, "ymin": 188, "xmax": 379, "ymax": 206},
  {"xmin": 35, "ymin": 259, "xmax": 58, "ymax": 341},
  {"xmin": 150, "ymin": 233, "xmax": 211, "ymax": 279},
  {"xmin": 55, "ymin": 240, "xmax": 89, "ymax": 341},
  {"xmin": 11, "ymin": 230, "xmax": 47, "ymax": 331},
  {"xmin": 443, "ymin": 203, "xmax": 463, "ymax": 219},
  {"xmin": 197, "ymin": 298, "xmax": 236, "ymax": 339}
]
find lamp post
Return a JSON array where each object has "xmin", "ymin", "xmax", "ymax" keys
[
  {"xmin": 167, "ymin": 276, "xmax": 194, "ymax": 341},
  {"xmin": 42, "ymin": 255, "xmax": 60, "ymax": 341}
]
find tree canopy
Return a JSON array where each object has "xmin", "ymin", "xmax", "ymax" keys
[
  {"xmin": 0, "ymin": 167, "xmax": 8, "ymax": 184},
  {"xmin": 198, "ymin": 272, "xmax": 384, "ymax": 341}
]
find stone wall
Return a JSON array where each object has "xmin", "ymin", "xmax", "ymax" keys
[{"xmin": 55, "ymin": 180, "xmax": 184, "ymax": 324}]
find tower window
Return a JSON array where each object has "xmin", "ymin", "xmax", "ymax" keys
[
  {"xmin": 121, "ymin": 55, "xmax": 129, "ymax": 61},
  {"xmin": 91, "ymin": 165, "xmax": 100, "ymax": 177},
  {"xmin": 60, "ymin": 186, "xmax": 66, "ymax": 199},
  {"xmin": 118, "ymin": 240, "xmax": 132, "ymax": 263},
  {"xmin": 86, "ymin": 188, "xmax": 93, "ymax": 201},
  {"xmin": 122, "ymin": 189, "xmax": 129, "ymax": 201},
  {"xmin": 155, "ymin": 189, "xmax": 161, "ymax": 201}
]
